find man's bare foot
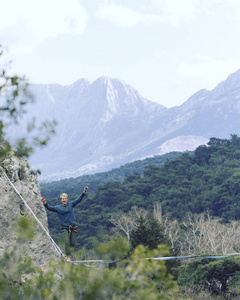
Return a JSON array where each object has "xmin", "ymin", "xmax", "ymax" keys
[{"xmin": 66, "ymin": 256, "xmax": 71, "ymax": 262}]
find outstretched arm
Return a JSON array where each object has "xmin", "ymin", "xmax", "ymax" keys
[
  {"xmin": 72, "ymin": 186, "xmax": 88, "ymax": 207},
  {"xmin": 41, "ymin": 197, "xmax": 59, "ymax": 212}
]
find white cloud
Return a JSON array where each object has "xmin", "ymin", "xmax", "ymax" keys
[
  {"xmin": 0, "ymin": 0, "xmax": 88, "ymax": 54},
  {"xmin": 95, "ymin": 0, "xmax": 198, "ymax": 28},
  {"xmin": 96, "ymin": 2, "xmax": 161, "ymax": 28},
  {"xmin": 96, "ymin": 0, "xmax": 240, "ymax": 28},
  {"xmin": 148, "ymin": 0, "xmax": 240, "ymax": 24},
  {"xmin": 148, "ymin": 0, "xmax": 196, "ymax": 25},
  {"xmin": 226, "ymin": 0, "xmax": 240, "ymax": 22}
]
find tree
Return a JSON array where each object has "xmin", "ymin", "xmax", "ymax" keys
[
  {"xmin": 178, "ymin": 257, "xmax": 240, "ymax": 295},
  {"xmin": 230, "ymin": 134, "xmax": 240, "ymax": 147},
  {"xmin": 0, "ymin": 239, "xmax": 179, "ymax": 299},
  {"xmin": 194, "ymin": 145, "xmax": 212, "ymax": 166},
  {"xmin": 131, "ymin": 216, "xmax": 170, "ymax": 251},
  {"xmin": 109, "ymin": 206, "xmax": 148, "ymax": 241},
  {"xmin": 0, "ymin": 45, "xmax": 56, "ymax": 160},
  {"xmin": 208, "ymin": 137, "xmax": 230, "ymax": 147},
  {"xmin": 154, "ymin": 202, "xmax": 180, "ymax": 250},
  {"xmin": 130, "ymin": 216, "xmax": 180, "ymax": 277},
  {"xmin": 179, "ymin": 212, "xmax": 240, "ymax": 256}
]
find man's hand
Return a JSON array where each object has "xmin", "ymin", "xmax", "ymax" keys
[
  {"xmin": 41, "ymin": 197, "xmax": 46, "ymax": 205},
  {"xmin": 83, "ymin": 186, "xmax": 88, "ymax": 194}
]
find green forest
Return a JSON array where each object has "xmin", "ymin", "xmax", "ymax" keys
[
  {"xmin": 41, "ymin": 134, "xmax": 240, "ymax": 249},
  {"xmin": 18, "ymin": 134, "xmax": 239, "ymax": 299}
]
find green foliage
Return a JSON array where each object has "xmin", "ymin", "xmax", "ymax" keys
[
  {"xmin": 96, "ymin": 237, "xmax": 130, "ymax": 261},
  {"xmin": 0, "ymin": 243, "xmax": 179, "ymax": 300},
  {"xmin": 131, "ymin": 216, "xmax": 180, "ymax": 277},
  {"xmin": 131, "ymin": 217, "xmax": 170, "ymax": 250},
  {"xmin": 178, "ymin": 257, "xmax": 240, "ymax": 295},
  {"xmin": 15, "ymin": 138, "xmax": 34, "ymax": 158},
  {"xmin": 0, "ymin": 249, "xmax": 37, "ymax": 299},
  {"xmin": 30, "ymin": 168, "xmax": 42, "ymax": 176},
  {"xmin": 14, "ymin": 138, "xmax": 34, "ymax": 158},
  {"xmin": 0, "ymin": 136, "xmax": 11, "ymax": 161},
  {"xmin": 15, "ymin": 216, "xmax": 36, "ymax": 241}
]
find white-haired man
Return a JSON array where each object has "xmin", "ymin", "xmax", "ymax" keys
[{"xmin": 41, "ymin": 186, "xmax": 88, "ymax": 261}]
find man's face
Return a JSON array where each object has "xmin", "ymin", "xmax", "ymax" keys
[{"xmin": 61, "ymin": 196, "xmax": 68, "ymax": 206}]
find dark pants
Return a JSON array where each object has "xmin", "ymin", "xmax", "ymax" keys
[{"xmin": 60, "ymin": 226, "xmax": 77, "ymax": 256}]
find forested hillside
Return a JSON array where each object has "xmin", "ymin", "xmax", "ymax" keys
[
  {"xmin": 42, "ymin": 134, "xmax": 240, "ymax": 250},
  {"xmin": 40, "ymin": 151, "xmax": 183, "ymax": 197}
]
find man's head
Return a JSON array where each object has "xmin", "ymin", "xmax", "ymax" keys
[{"xmin": 60, "ymin": 193, "xmax": 68, "ymax": 206}]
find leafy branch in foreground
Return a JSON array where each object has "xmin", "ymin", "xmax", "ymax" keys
[
  {"xmin": 0, "ymin": 44, "xmax": 56, "ymax": 160},
  {"xmin": 0, "ymin": 240, "xmax": 179, "ymax": 300}
]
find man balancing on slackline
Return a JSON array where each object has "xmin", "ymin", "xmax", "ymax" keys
[{"xmin": 41, "ymin": 186, "xmax": 88, "ymax": 262}]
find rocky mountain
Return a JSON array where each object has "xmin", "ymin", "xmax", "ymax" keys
[
  {"xmin": 136, "ymin": 70, "xmax": 240, "ymax": 157},
  {"xmin": 0, "ymin": 154, "xmax": 59, "ymax": 266},
  {"xmin": 6, "ymin": 70, "xmax": 240, "ymax": 181}
]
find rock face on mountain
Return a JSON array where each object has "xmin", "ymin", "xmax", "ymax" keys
[
  {"xmin": 0, "ymin": 154, "xmax": 59, "ymax": 266},
  {"xmin": 5, "ymin": 70, "xmax": 240, "ymax": 181},
  {"xmin": 9, "ymin": 76, "xmax": 167, "ymax": 181}
]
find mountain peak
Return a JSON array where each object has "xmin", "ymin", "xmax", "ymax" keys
[
  {"xmin": 211, "ymin": 68, "xmax": 240, "ymax": 98},
  {"xmin": 94, "ymin": 76, "xmax": 114, "ymax": 84},
  {"xmin": 92, "ymin": 76, "xmax": 127, "ymax": 89}
]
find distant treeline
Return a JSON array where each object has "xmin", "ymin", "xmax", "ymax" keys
[
  {"xmin": 40, "ymin": 151, "xmax": 183, "ymax": 197},
  {"xmin": 42, "ymin": 134, "xmax": 240, "ymax": 249}
]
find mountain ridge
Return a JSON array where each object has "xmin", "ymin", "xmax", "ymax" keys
[{"xmin": 5, "ymin": 71, "xmax": 240, "ymax": 181}]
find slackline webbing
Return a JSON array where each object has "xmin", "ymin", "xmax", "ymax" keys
[
  {"xmin": 2, "ymin": 166, "xmax": 240, "ymax": 265},
  {"xmin": 145, "ymin": 253, "xmax": 240, "ymax": 260},
  {"xmin": 71, "ymin": 253, "xmax": 240, "ymax": 264},
  {"xmin": 0, "ymin": 166, "xmax": 65, "ymax": 258}
]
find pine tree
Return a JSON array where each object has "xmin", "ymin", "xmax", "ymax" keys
[
  {"xmin": 131, "ymin": 215, "xmax": 180, "ymax": 276},
  {"xmin": 131, "ymin": 216, "xmax": 170, "ymax": 250}
]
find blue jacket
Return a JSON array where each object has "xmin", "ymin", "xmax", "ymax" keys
[{"xmin": 44, "ymin": 193, "xmax": 85, "ymax": 227}]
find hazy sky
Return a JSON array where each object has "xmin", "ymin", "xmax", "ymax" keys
[{"xmin": 1, "ymin": 0, "xmax": 240, "ymax": 107}]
